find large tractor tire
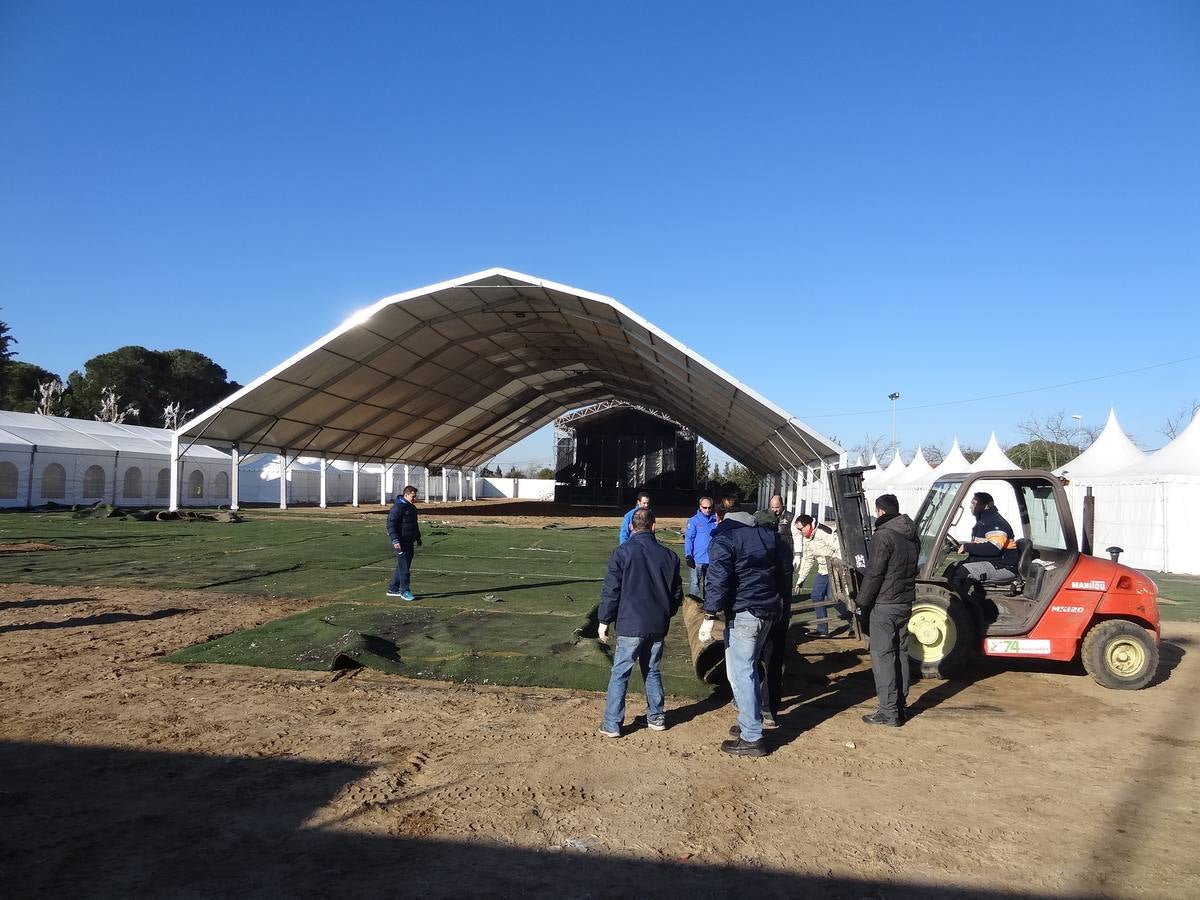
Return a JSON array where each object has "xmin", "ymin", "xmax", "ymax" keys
[
  {"xmin": 907, "ymin": 585, "xmax": 975, "ymax": 679},
  {"xmin": 1081, "ymin": 619, "xmax": 1159, "ymax": 690}
]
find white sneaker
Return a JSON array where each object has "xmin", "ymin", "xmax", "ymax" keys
[
  {"xmin": 598, "ymin": 727, "xmax": 620, "ymax": 738},
  {"xmin": 647, "ymin": 718, "xmax": 666, "ymax": 732},
  {"xmin": 386, "ymin": 591, "xmax": 404, "ymax": 598}
]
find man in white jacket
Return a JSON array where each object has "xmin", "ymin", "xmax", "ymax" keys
[{"xmin": 794, "ymin": 514, "xmax": 845, "ymax": 636}]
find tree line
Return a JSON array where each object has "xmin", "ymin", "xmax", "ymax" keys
[{"xmin": 0, "ymin": 314, "xmax": 240, "ymax": 427}]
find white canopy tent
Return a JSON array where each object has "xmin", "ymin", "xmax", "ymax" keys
[
  {"xmin": 1067, "ymin": 409, "xmax": 1200, "ymax": 573},
  {"xmin": 0, "ymin": 411, "xmax": 229, "ymax": 508},
  {"xmin": 1053, "ymin": 409, "xmax": 1144, "ymax": 479},
  {"xmin": 173, "ymin": 268, "xmax": 843, "ymax": 511}
]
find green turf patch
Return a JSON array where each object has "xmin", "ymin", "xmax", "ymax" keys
[{"xmin": 165, "ymin": 601, "xmax": 710, "ymax": 696}]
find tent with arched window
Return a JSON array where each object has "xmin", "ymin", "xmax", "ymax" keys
[{"xmin": 0, "ymin": 410, "xmax": 229, "ymax": 508}]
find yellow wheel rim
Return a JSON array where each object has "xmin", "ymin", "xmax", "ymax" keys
[
  {"xmin": 908, "ymin": 603, "xmax": 957, "ymax": 663},
  {"xmin": 1106, "ymin": 637, "xmax": 1147, "ymax": 677}
]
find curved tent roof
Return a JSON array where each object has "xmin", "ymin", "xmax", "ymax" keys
[
  {"xmin": 176, "ymin": 268, "xmax": 841, "ymax": 472},
  {"xmin": 1053, "ymin": 409, "xmax": 1145, "ymax": 478},
  {"xmin": 968, "ymin": 433, "xmax": 1018, "ymax": 471}
]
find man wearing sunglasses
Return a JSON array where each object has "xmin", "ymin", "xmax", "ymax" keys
[{"xmin": 683, "ymin": 495, "xmax": 717, "ymax": 600}]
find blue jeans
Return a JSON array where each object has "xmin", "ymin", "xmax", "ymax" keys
[
  {"xmin": 812, "ymin": 573, "xmax": 847, "ymax": 636},
  {"xmin": 688, "ymin": 563, "xmax": 708, "ymax": 599},
  {"xmin": 388, "ymin": 540, "xmax": 415, "ymax": 593},
  {"xmin": 725, "ymin": 611, "xmax": 775, "ymax": 742},
  {"xmin": 601, "ymin": 635, "xmax": 666, "ymax": 731}
]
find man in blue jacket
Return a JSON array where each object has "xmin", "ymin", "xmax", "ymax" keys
[
  {"xmin": 618, "ymin": 491, "xmax": 650, "ymax": 545},
  {"xmin": 700, "ymin": 503, "xmax": 791, "ymax": 756},
  {"xmin": 386, "ymin": 485, "xmax": 422, "ymax": 601},
  {"xmin": 597, "ymin": 507, "xmax": 683, "ymax": 737},
  {"xmin": 683, "ymin": 495, "xmax": 716, "ymax": 600}
]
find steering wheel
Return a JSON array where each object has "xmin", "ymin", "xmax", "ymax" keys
[{"xmin": 943, "ymin": 534, "xmax": 961, "ymax": 554}]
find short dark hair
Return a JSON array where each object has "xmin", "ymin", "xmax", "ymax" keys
[
  {"xmin": 796, "ymin": 514, "xmax": 814, "ymax": 527},
  {"xmin": 876, "ymin": 494, "xmax": 900, "ymax": 515},
  {"xmin": 403, "ymin": 485, "xmax": 418, "ymax": 495},
  {"xmin": 718, "ymin": 493, "xmax": 738, "ymax": 510},
  {"xmin": 973, "ymin": 491, "xmax": 994, "ymax": 507},
  {"xmin": 632, "ymin": 507, "xmax": 655, "ymax": 531},
  {"xmin": 636, "ymin": 491, "xmax": 650, "ymax": 502}
]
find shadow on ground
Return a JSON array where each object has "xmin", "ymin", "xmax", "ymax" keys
[{"xmin": 0, "ymin": 740, "xmax": 1097, "ymax": 899}]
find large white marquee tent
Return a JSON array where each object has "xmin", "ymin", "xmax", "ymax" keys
[{"xmin": 173, "ymin": 268, "xmax": 844, "ymax": 513}]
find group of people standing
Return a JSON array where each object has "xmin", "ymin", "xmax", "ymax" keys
[{"xmin": 597, "ymin": 489, "xmax": 924, "ymax": 753}]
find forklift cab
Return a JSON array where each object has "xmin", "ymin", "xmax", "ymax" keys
[{"xmin": 914, "ymin": 470, "xmax": 1079, "ymax": 635}]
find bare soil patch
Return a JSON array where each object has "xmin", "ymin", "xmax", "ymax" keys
[
  {"xmin": 0, "ymin": 541, "xmax": 61, "ymax": 553},
  {"xmin": 1, "ymin": 581, "xmax": 1197, "ymax": 898}
]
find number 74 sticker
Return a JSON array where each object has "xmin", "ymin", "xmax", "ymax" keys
[{"xmin": 986, "ymin": 638, "xmax": 1051, "ymax": 655}]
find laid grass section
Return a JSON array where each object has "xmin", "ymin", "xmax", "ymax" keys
[
  {"xmin": 1143, "ymin": 571, "xmax": 1200, "ymax": 623},
  {"xmin": 166, "ymin": 601, "xmax": 708, "ymax": 697},
  {"xmin": 0, "ymin": 510, "xmax": 708, "ymax": 696}
]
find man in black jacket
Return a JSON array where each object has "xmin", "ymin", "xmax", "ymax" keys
[
  {"xmin": 856, "ymin": 493, "xmax": 920, "ymax": 727},
  {"xmin": 702, "ymin": 503, "xmax": 790, "ymax": 756},
  {"xmin": 597, "ymin": 508, "xmax": 683, "ymax": 738},
  {"xmin": 386, "ymin": 485, "xmax": 422, "ymax": 601},
  {"xmin": 956, "ymin": 492, "xmax": 1020, "ymax": 585}
]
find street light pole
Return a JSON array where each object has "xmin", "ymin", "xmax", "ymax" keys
[{"xmin": 888, "ymin": 392, "xmax": 901, "ymax": 456}]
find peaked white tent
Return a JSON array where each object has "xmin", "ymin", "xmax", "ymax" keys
[
  {"xmin": 929, "ymin": 439, "xmax": 972, "ymax": 480},
  {"xmin": 1054, "ymin": 409, "xmax": 1145, "ymax": 479},
  {"xmin": 1072, "ymin": 409, "xmax": 1200, "ymax": 573},
  {"xmin": 889, "ymin": 447, "xmax": 935, "ymax": 517},
  {"xmin": 968, "ymin": 433, "xmax": 1019, "ymax": 471}
]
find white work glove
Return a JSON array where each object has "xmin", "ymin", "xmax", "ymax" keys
[
  {"xmin": 698, "ymin": 618, "xmax": 715, "ymax": 643},
  {"xmin": 597, "ymin": 622, "xmax": 609, "ymax": 642}
]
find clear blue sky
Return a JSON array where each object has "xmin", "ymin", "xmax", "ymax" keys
[{"xmin": 3, "ymin": 2, "xmax": 1198, "ymax": 468}]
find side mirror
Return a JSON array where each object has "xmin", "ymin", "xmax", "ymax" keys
[{"xmin": 1106, "ymin": 546, "xmax": 1123, "ymax": 563}]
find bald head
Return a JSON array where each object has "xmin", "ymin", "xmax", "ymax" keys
[{"xmin": 769, "ymin": 495, "xmax": 785, "ymax": 517}]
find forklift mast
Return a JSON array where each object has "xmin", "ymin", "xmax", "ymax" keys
[{"xmin": 825, "ymin": 466, "xmax": 876, "ymax": 606}]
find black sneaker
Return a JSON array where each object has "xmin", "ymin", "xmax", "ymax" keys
[
  {"xmin": 720, "ymin": 737, "xmax": 768, "ymax": 757},
  {"xmin": 861, "ymin": 710, "xmax": 902, "ymax": 727}
]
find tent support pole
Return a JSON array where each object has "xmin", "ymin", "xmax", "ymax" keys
[
  {"xmin": 380, "ymin": 462, "xmax": 387, "ymax": 505},
  {"xmin": 230, "ymin": 443, "xmax": 240, "ymax": 511},
  {"xmin": 352, "ymin": 457, "xmax": 360, "ymax": 507},
  {"xmin": 319, "ymin": 453, "xmax": 327, "ymax": 508},
  {"xmin": 278, "ymin": 449, "xmax": 288, "ymax": 510},
  {"xmin": 169, "ymin": 434, "xmax": 180, "ymax": 512},
  {"xmin": 424, "ymin": 466, "xmax": 430, "ymax": 502},
  {"xmin": 458, "ymin": 469, "xmax": 463, "ymax": 502},
  {"xmin": 402, "ymin": 464, "xmax": 409, "ymax": 493},
  {"xmin": 27, "ymin": 445, "xmax": 37, "ymax": 508}
]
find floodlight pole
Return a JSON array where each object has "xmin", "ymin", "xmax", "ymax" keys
[{"xmin": 888, "ymin": 392, "xmax": 901, "ymax": 454}]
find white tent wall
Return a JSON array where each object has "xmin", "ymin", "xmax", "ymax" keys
[{"xmin": 479, "ymin": 477, "xmax": 555, "ymax": 500}]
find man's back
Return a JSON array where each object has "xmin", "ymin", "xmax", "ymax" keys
[
  {"xmin": 599, "ymin": 532, "xmax": 682, "ymax": 637},
  {"xmin": 706, "ymin": 512, "xmax": 790, "ymax": 618}
]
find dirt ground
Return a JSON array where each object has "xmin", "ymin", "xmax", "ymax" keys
[{"xmin": 1, "ymin": 577, "xmax": 1198, "ymax": 899}]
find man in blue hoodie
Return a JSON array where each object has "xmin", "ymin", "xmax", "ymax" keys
[
  {"xmin": 597, "ymin": 507, "xmax": 683, "ymax": 737},
  {"xmin": 701, "ymin": 502, "xmax": 791, "ymax": 756},
  {"xmin": 683, "ymin": 495, "xmax": 716, "ymax": 600},
  {"xmin": 618, "ymin": 491, "xmax": 650, "ymax": 545}
]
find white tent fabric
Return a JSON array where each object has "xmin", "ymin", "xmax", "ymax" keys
[
  {"xmin": 889, "ymin": 447, "xmax": 935, "ymax": 518},
  {"xmin": 968, "ymin": 433, "xmax": 1019, "ymax": 471},
  {"xmin": 928, "ymin": 439, "xmax": 972, "ymax": 480},
  {"xmin": 1063, "ymin": 409, "xmax": 1200, "ymax": 573},
  {"xmin": 874, "ymin": 450, "xmax": 908, "ymax": 487},
  {"xmin": 0, "ymin": 411, "xmax": 228, "ymax": 508},
  {"xmin": 1054, "ymin": 409, "xmax": 1145, "ymax": 478},
  {"xmin": 175, "ymin": 269, "xmax": 842, "ymax": 477}
]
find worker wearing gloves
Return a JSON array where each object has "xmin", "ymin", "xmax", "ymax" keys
[
  {"xmin": 700, "ymin": 502, "xmax": 790, "ymax": 756},
  {"xmin": 597, "ymin": 507, "xmax": 683, "ymax": 738},
  {"xmin": 683, "ymin": 495, "xmax": 717, "ymax": 600},
  {"xmin": 794, "ymin": 514, "xmax": 845, "ymax": 635}
]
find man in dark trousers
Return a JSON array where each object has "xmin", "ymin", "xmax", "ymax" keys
[
  {"xmin": 956, "ymin": 491, "xmax": 1020, "ymax": 585},
  {"xmin": 597, "ymin": 507, "xmax": 683, "ymax": 737},
  {"xmin": 856, "ymin": 493, "xmax": 920, "ymax": 726},
  {"xmin": 702, "ymin": 502, "xmax": 790, "ymax": 756},
  {"xmin": 386, "ymin": 485, "xmax": 422, "ymax": 601}
]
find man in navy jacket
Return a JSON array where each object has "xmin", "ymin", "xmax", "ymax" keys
[
  {"xmin": 597, "ymin": 507, "xmax": 683, "ymax": 737},
  {"xmin": 701, "ymin": 503, "xmax": 790, "ymax": 756},
  {"xmin": 386, "ymin": 485, "xmax": 422, "ymax": 601}
]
